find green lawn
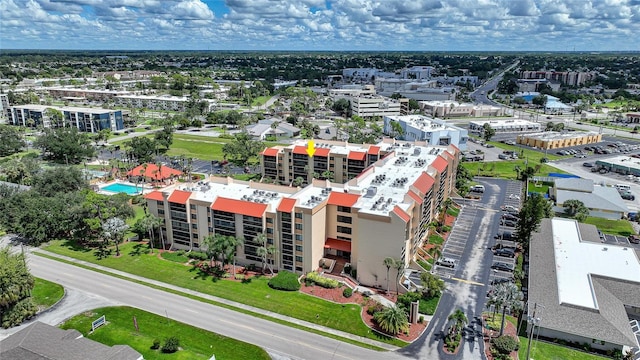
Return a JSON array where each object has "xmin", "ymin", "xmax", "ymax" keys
[
  {"xmin": 43, "ymin": 240, "xmax": 406, "ymax": 347},
  {"xmin": 584, "ymin": 217, "xmax": 634, "ymax": 236},
  {"xmin": 31, "ymin": 278, "xmax": 64, "ymax": 309},
  {"xmin": 419, "ymin": 295, "xmax": 440, "ymax": 315},
  {"xmin": 251, "ymin": 96, "xmax": 271, "ymax": 107},
  {"xmin": 518, "ymin": 337, "xmax": 609, "ymax": 360},
  {"xmin": 528, "ymin": 181, "xmax": 551, "ymax": 195},
  {"xmin": 462, "ymin": 161, "xmax": 567, "ymax": 180},
  {"xmin": 60, "ymin": 306, "xmax": 270, "ymax": 360},
  {"xmin": 160, "ymin": 251, "xmax": 189, "ymax": 263}
]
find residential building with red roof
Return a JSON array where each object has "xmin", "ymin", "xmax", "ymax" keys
[{"xmin": 146, "ymin": 140, "xmax": 459, "ymax": 289}]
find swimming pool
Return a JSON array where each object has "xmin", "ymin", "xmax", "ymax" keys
[{"xmin": 101, "ymin": 183, "xmax": 142, "ymax": 195}]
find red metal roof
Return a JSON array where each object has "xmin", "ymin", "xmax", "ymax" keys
[
  {"xmin": 211, "ymin": 197, "xmax": 267, "ymax": 218},
  {"xmin": 144, "ymin": 191, "xmax": 164, "ymax": 201},
  {"xmin": 368, "ymin": 145, "xmax": 380, "ymax": 155},
  {"xmin": 168, "ymin": 190, "xmax": 191, "ymax": 204},
  {"xmin": 412, "ymin": 172, "xmax": 435, "ymax": 194},
  {"xmin": 293, "ymin": 146, "xmax": 308, "ymax": 155},
  {"xmin": 347, "ymin": 151, "xmax": 366, "ymax": 161},
  {"xmin": 315, "ymin": 148, "xmax": 330, "ymax": 157},
  {"xmin": 407, "ymin": 190, "xmax": 423, "ymax": 204},
  {"xmin": 393, "ymin": 206, "xmax": 411, "ymax": 223},
  {"xmin": 432, "ymin": 156, "xmax": 449, "ymax": 173},
  {"xmin": 277, "ymin": 197, "xmax": 296, "ymax": 213},
  {"xmin": 327, "ymin": 192, "xmax": 360, "ymax": 207},
  {"xmin": 324, "ymin": 238, "xmax": 351, "ymax": 252},
  {"xmin": 127, "ymin": 163, "xmax": 182, "ymax": 180},
  {"xmin": 262, "ymin": 148, "xmax": 279, "ymax": 156}
]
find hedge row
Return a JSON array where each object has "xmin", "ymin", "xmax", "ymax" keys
[
  {"xmin": 306, "ymin": 272, "xmax": 339, "ymax": 288},
  {"xmin": 268, "ymin": 270, "xmax": 301, "ymax": 291}
]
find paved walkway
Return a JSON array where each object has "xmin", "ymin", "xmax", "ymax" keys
[{"xmin": 31, "ymin": 248, "xmax": 400, "ymax": 351}]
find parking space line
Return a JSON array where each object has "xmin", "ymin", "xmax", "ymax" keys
[{"xmin": 451, "ymin": 277, "xmax": 484, "ymax": 286}]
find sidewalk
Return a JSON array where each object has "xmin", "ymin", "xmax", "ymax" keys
[{"xmin": 32, "ymin": 248, "xmax": 401, "ymax": 351}]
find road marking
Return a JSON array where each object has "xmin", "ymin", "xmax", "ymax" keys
[{"xmin": 451, "ymin": 277, "xmax": 485, "ymax": 286}]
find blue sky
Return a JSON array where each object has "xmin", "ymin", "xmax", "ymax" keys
[{"xmin": 2, "ymin": 0, "xmax": 640, "ymax": 51}]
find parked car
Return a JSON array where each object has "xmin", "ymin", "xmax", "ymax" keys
[
  {"xmin": 494, "ymin": 231, "xmax": 514, "ymax": 240},
  {"xmin": 501, "ymin": 219, "xmax": 517, "ymax": 227},
  {"xmin": 470, "ymin": 185, "xmax": 485, "ymax": 193},
  {"xmin": 501, "ymin": 205, "xmax": 519, "ymax": 212},
  {"xmin": 491, "ymin": 277, "xmax": 514, "ymax": 285},
  {"xmin": 582, "ymin": 162, "xmax": 594, "ymax": 167},
  {"xmin": 629, "ymin": 235, "xmax": 640, "ymax": 244},
  {"xmin": 502, "ymin": 214, "xmax": 518, "ymax": 222},
  {"xmin": 498, "ymin": 154, "xmax": 509, "ymax": 160},
  {"xmin": 491, "ymin": 262, "xmax": 515, "ymax": 272},
  {"xmin": 621, "ymin": 192, "xmax": 635, "ymax": 201},
  {"xmin": 436, "ymin": 257, "xmax": 456, "ymax": 268},
  {"xmin": 494, "ymin": 248, "xmax": 516, "ymax": 258},
  {"xmin": 505, "ymin": 140, "xmax": 516, "ymax": 146}
]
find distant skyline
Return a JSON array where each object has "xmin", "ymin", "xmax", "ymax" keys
[{"xmin": 2, "ymin": 0, "xmax": 640, "ymax": 52}]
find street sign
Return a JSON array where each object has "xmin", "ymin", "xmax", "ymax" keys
[{"xmin": 91, "ymin": 315, "xmax": 106, "ymax": 332}]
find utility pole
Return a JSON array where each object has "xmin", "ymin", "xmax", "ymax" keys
[{"xmin": 525, "ymin": 303, "xmax": 543, "ymax": 360}]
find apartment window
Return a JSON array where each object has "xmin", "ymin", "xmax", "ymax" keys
[
  {"xmin": 266, "ymin": 218, "xmax": 273, "ymax": 224},
  {"xmin": 156, "ymin": 200, "xmax": 164, "ymax": 207},
  {"xmin": 158, "ymin": 209, "xmax": 165, "ymax": 215},
  {"xmin": 295, "ymin": 256, "xmax": 303, "ymax": 262},
  {"xmin": 337, "ymin": 226, "xmax": 352, "ymax": 235},
  {"xmin": 295, "ymin": 213, "xmax": 302, "ymax": 219},
  {"xmin": 295, "ymin": 245, "xmax": 303, "ymax": 252},
  {"xmin": 266, "ymin": 228, "xmax": 273, "ymax": 234},
  {"xmin": 295, "ymin": 234, "xmax": 303, "ymax": 241},
  {"xmin": 337, "ymin": 206, "xmax": 351, "ymax": 213},
  {"xmin": 295, "ymin": 223, "xmax": 303, "ymax": 230},
  {"xmin": 191, "ymin": 223, "xmax": 197, "ymax": 229},
  {"xmin": 191, "ymin": 214, "xmax": 197, "ymax": 219},
  {"xmin": 193, "ymin": 233, "xmax": 198, "ymax": 239},
  {"xmin": 190, "ymin": 204, "xmax": 196, "ymax": 210},
  {"xmin": 337, "ymin": 215, "xmax": 352, "ymax": 224}
]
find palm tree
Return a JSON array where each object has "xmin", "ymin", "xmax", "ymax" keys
[
  {"xmin": 253, "ymin": 232, "xmax": 268, "ymax": 273},
  {"xmin": 394, "ymin": 259, "xmax": 405, "ymax": 295},
  {"xmin": 266, "ymin": 245, "xmax": 278, "ymax": 274},
  {"xmin": 447, "ymin": 308, "xmax": 468, "ymax": 337},
  {"xmin": 202, "ymin": 234, "xmax": 218, "ymax": 267},
  {"xmin": 494, "ymin": 282, "xmax": 523, "ymax": 336},
  {"xmin": 141, "ymin": 214, "xmax": 156, "ymax": 253},
  {"xmin": 373, "ymin": 305, "xmax": 409, "ymax": 335},
  {"xmin": 383, "ymin": 257, "xmax": 395, "ymax": 294}
]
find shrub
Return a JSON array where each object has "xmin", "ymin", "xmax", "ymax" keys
[
  {"xmin": 151, "ymin": 339, "xmax": 160, "ymax": 350},
  {"xmin": 418, "ymin": 315, "xmax": 425, "ymax": 324},
  {"xmin": 268, "ymin": 270, "xmax": 301, "ymax": 291},
  {"xmin": 397, "ymin": 291, "xmax": 422, "ymax": 311},
  {"xmin": 161, "ymin": 336, "xmax": 180, "ymax": 353},
  {"xmin": 235, "ymin": 274, "xmax": 245, "ymax": 280},
  {"xmin": 366, "ymin": 304, "xmax": 384, "ymax": 316},
  {"xmin": 343, "ymin": 288, "xmax": 353, "ymax": 298},
  {"xmin": 492, "ymin": 335, "xmax": 519, "ymax": 355},
  {"xmin": 187, "ymin": 251, "xmax": 208, "ymax": 261},
  {"xmin": 1, "ymin": 298, "xmax": 37, "ymax": 328},
  {"xmin": 176, "ymin": 250, "xmax": 185, "ymax": 256},
  {"xmin": 305, "ymin": 272, "xmax": 339, "ymax": 288}
]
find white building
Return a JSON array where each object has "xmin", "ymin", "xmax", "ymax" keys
[
  {"xmin": 328, "ymin": 85, "xmax": 376, "ymax": 99},
  {"xmin": 468, "ymin": 119, "xmax": 541, "ymax": 133},
  {"xmin": 383, "ymin": 115, "xmax": 468, "ymax": 150},
  {"xmin": 115, "ymin": 94, "xmax": 191, "ymax": 112},
  {"xmin": 401, "ymin": 66, "xmax": 435, "ymax": 80},
  {"xmin": 421, "ymin": 101, "xmax": 505, "ymax": 118},
  {"xmin": 350, "ymin": 95, "xmax": 405, "ymax": 118},
  {"xmin": 6, "ymin": 104, "xmax": 124, "ymax": 133}
]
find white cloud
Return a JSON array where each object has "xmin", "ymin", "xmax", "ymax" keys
[{"xmin": 1, "ymin": 0, "xmax": 638, "ymax": 50}]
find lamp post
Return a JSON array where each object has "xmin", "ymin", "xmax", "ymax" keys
[{"xmin": 525, "ymin": 303, "xmax": 544, "ymax": 360}]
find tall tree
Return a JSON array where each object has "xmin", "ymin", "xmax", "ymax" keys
[
  {"xmin": 32, "ymin": 166, "xmax": 87, "ymax": 197},
  {"xmin": 447, "ymin": 308, "xmax": 468, "ymax": 337},
  {"xmin": 102, "ymin": 217, "xmax": 129, "ymax": 257},
  {"xmin": 254, "ymin": 232, "xmax": 268, "ymax": 274},
  {"xmin": 493, "ymin": 282, "xmax": 523, "ymax": 336},
  {"xmin": 420, "ymin": 272, "xmax": 445, "ymax": 299},
  {"xmin": 154, "ymin": 119, "xmax": 174, "ymax": 151},
  {"xmin": 0, "ymin": 246, "xmax": 37, "ymax": 328},
  {"xmin": 222, "ymin": 131, "xmax": 264, "ymax": 166},
  {"xmin": 482, "ymin": 123, "xmax": 496, "ymax": 142},
  {"xmin": 34, "ymin": 127, "xmax": 95, "ymax": 164},
  {"xmin": 125, "ymin": 136, "xmax": 157, "ymax": 164},
  {"xmin": 383, "ymin": 257, "xmax": 394, "ymax": 294},
  {"xmin": 394, "ymin": 259, "xmax": 405, "ymax": 295},
  {"xmin": 515, "ymin": 193, "xmax": 550, "ymax": 249},
  {"xmin": 0, "ymin": 125, "xmax": 26, "ymax": 156},
  {"xmin": 563, "ymin": 199, "xmax": 589, "ymax": 222}
]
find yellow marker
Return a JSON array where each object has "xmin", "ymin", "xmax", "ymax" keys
[{"xmin": 306, "ymin": 140, "xmax": 316, "ymax": 157}]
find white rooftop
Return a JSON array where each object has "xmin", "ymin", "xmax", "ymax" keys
[
  {"xmin": 552, "ymin": 218, "xmax": 640, "ymax": 310},
  {"xmin": 470, "ymin": 119, "xmax": 538, "ymax": 127},
  {"xmin": 178, "ymin": 179, "xmax": 294, "ymax": 209},
  {"xmin": 116, "ymin": 94, "xmax": 188, "ymax": 102},
  {"xmin": 11, "ymin": 104, "xmax": 116, "ymax": 114},
  {"xmin": 386, "ymin": 115, "xmax": 459, "ymax": 131},
  {"xmin": 597, "ymin": 155, "xmax": 640, "ymax": 171}
]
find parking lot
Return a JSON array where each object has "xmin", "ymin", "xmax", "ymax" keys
[{"xmin": 434, "ymin": 206, "xmax": 479, "ymax": 279}]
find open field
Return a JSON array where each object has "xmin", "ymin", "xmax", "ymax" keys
[{"xmin": 60, "ymin": 306, "xmax": 271, "ymax": 360}]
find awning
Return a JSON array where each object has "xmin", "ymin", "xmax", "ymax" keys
[{"xmin": 324, "ymin": 238, "xmax": 351, "ymax": 252}]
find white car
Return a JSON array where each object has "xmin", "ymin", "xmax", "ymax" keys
[{"xmin": 501, "ymin": 205, "xmax": 520, "ymax": 212}]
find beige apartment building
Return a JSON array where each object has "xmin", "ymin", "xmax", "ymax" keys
[{"xmin": 145, "ymin": 140, "xmax": 459, "ymax": 289}]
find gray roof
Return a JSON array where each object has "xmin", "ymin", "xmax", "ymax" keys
[
  {"xmin": 528, "ymin": 219, "xmax": 640, "ymax": 347},
  {"xmin": 556, "ymin": 185, "xmax": 629, "ymax": 213},
  {"xmin": 0, "ymin": 322, "xmax": 142, "ymax": 360},
  {"xmin": 554, "ymin": 178, "xmax": 593, "ymax": 192}
]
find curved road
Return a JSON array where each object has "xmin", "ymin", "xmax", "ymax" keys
[{"xmin": 21, "ymin": 253, "xmax": 407, "ymax": 360}]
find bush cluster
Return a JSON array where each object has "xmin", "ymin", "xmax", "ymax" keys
[
  {"xmin": 342, "ymin": 288, "xmax": 353, "ymax": 298},
  {"xmin": 175, "ymin": 250, "xmax": 186, "ymax": 256},
  {"xmin": 161, "ymin": 336, "xmax": 180, "ymax": 353},
  {"xmin": 492, "ymin": 335, "xmax": 519, "ymax": 355},
  {"xmin": 1, "ymin": 298, "xmax": 37, "ymax": 328},
  {"xmin": 187, "ymin": 251, "xmax": 208, "ymax": 261},
  {"xmin": 445, "ymin": 333, "xmax": 462, "ymax": 352},
  {"xmin": 366, "ymin": 304, "xmax": 384, "ymax": 316},
  {"xmin": 268, "ymin": 270, "xmax": 301, "ymax": 291},
  {"xmin": 305, "ymin": 272, "xmax": 339, "ymax": 288},
  {"xmin": 150, "ymin": 339, "xmax": 160, "ymax": 350}
]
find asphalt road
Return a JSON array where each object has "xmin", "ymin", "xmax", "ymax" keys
[{"xmin": 17, "ymin": 252, "xmax": 409, "ymax": 360}]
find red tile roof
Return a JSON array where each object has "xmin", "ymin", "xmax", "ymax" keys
[
  {"xmin": 347, "ymin": 151, "xmax": 366, "ymax": 161},
  {"xmin": 407, "ymin": 190, "xmax": 423, "ymax": 204},
  {"xmin": 168, "ymin": 190, "xmax": 191, "ymax": 204},
  {"xmin": 293, "ymin": 146, "xmax": 308, "ymax": 155},
  {"xmin": 327, "ymin": 192, "xmax": 360, "ymax": 207},
  {"xmin": 368, "ymin": 146, "xmax": 380, "ymax": 155},
  {"xmin": 277, "ymin": 197, "xmax": 297, "ymax": 213},
  {"xmin": 262, "ymin": 148, "xmax": 279, "ymax": 156},
  {"xmin": 315, "ymin": 148, "xmax": 330, "ymax": 157},
  {"xmin": 324, "ymin": 238, "xmax": 351, "ymax": 252},
  {"xmin": 393, "ymin": 206, "xmax": 411, "ymax": 223},
  {"xmin": 127, "ymin": 163, "xmax": 182, "ymax": 180},
  {"xmin": 144, "ymin": 191, "xmax": 164, "ymax": 201},
  {"xmin": 211, "ymin": 197, "xmax": 267, "ymax": 218},
  {"xmin": 448, "ymin": 144, "xmax": 460, "ymax": 154},
  {"xmin": 412, "ymin": 172, "xmax": 435, "ymax": 194},
  {"xmin": 432, "ymin": 156, "xmax": 449, "ymax": 173}
]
